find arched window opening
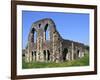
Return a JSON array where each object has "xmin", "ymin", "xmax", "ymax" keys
[
  {"xmin": 63, "ymin": 48, "xmax": 68, "ymax": 61},
  {"xmin": 34, "ymin": 51, "xmax": 36, "ymax": 61},
  {"xmin": 32, "ymin": 51, "xmax": 34, "ymax": 61},
  {"xmin": 43, "ymin": 50, "xmax": 46, "ymax": 60},
  {"xmin": 34, "ymin": 31, "xmax": 36, "ymax": 43},
  {"xmin": 44, "ymin": 24, "xmax": 50, "ymax": 40},
  {"xmin": 31, "ymin": 28, "xmax": 35, "ymax": 33},
  {"xmin": 77, "ymin": 50, "xmax": 80, "ymax": 58},
  {"xmin": 47, "ymin": 50, "xmax": 50, "ymax": 60},
  {"xmin": 31, "ymin": 28, "xmax": 36, "ymax": 43},
  {"xmin": 39, "ymin": 24, "xmax": 41, "ymax": 28}
]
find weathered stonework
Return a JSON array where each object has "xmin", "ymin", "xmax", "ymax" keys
[{"xmin": 24, "ymin": 18, "xmax": 85, "ymax": 63}]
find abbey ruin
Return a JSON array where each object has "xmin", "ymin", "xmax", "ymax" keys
[{"xmin": 24, "ymin": 18, "xmax": 85, "ymax": 63}]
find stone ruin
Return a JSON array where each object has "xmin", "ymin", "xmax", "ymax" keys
[{"xmin": 24, "ymin": 18, "xmax": 85, "ymax": 63}]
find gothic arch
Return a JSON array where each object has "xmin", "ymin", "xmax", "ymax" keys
[
  {"xmin": 44, "ymin": 23, "xmax": 50, "ymax": 40},
  {"xmin": 63, "ymin": 48, "xmax": 68, "ymax": 61},
  {"xmin": 30, "ymin": 18, "xmax": 57, "ymax": 34}
]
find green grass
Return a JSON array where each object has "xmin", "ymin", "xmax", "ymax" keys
[{"xmin": 22, "ymin": 53, "xmax": 89, "ymax": 69}]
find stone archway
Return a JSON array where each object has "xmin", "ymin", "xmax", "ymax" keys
[
  {"xmin": 47, "ymin": 50, "xmax": 50, "ymax": 61},
  {"xmin": 43, "ymin": 50, "xmax": 46, "ymax": 60},
  {"xmin": 31, "ymin": 51, "xmax": 36, "ymax": 61},
  {"xmin": 44, "ymin": 23, "xmax": 50, "ymax": 40},
  {"xmin": 63, "ymin": 48, "xmax": 68, "ymax": 61},
  {"xmin": 77, "ymin": 50, "xmax": 80, "ymax": 58},
  {"xmin": 31, "ymin": 51, "xmax": 33, "ymax": 61},
  {"xmin": 74, "ymin": 49, "xmax": 80, "ymax": 59}
]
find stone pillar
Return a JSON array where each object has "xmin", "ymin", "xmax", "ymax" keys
[
  {"xmin": 46, "ymin": 50, "xmax": 48, "ymax": 61},
  {"xmin": 43, "ymin": 31, "xmax": 46, "ymax": 42},
  {"xmin": 69, "ymin": 48, "xmax": 72, "ymax": 60},
  {"xmin": 82, "ymin": 52, "xmax": 84, "ymax": 57},
  {"xmin": 82, "ymin": 47, "xmax": 85, "ymax": 57},
  {"xmin": 32, "ymin": 52, "xmax": 36, "ymax": 61},
  {"xmin": 27, "ymin": 43, "xmax": 30, "ymax": 62},
  {"xmin": 60, "ymin": 42, "xmax": 63, "ymax": 61},
  {"xmin": 40, "ymin": 36, "xmax": 44, "ymax": 62},
  {"xmin": 68, "ymin": 52, "xmax": 71, "ymax": 61},
  {"xmin": 79, "ymin": 48, "xmax": 84, "ymax": 58},
  {"xmin": 25, "ymin": 50, "xmax": 29, "ymax": 62},
  {"xmin": 78, "ymin": 49, "xmax": 81, "ymax": 58},
  {"xmin": 66, "ymin": 49, "xmax": 70, "ymax": 61},
  {"xmin": 36, "ymin": 51, "xmax": 38, "ymax": 61},
  {"xmin": 28, "ymin": 33, "xmax": 34, "ymax": 62},
  {"xmin": 39, "ymin": 50, "xmax": 43, "ymax": 62},
  {"xmin": 29, "ymin": 50, "xmax": 32, "ymax": 62},
  {"xmin": 52, "ymin": 33, "xmax": 55, "ymax": 61},
  {"xmin": 71, "ymin": 42, "xmax": 74, "ymax": 60},
  {"xmin": 35, "ymin": 50, "xmax": 37, "ymax": 61},
  {"xmin": 36, "ymin": 37, "xmax": 39, "ymax": 61},
  {"xmin": 27, "ymin": 41, "xmax": 32, "ymax": 62}
]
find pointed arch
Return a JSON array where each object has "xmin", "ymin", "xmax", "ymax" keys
[
  {"xmin": 31, "ymin": 28, "xmax": 37, "ymax": 43},
  {"xmin": 44, "ymin": 23, "xmax": 50, "ymax": 40}
]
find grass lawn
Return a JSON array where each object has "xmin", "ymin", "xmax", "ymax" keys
[{"xmin": 22, "ymin": 53, "xmax": 89, "ymax": 69}]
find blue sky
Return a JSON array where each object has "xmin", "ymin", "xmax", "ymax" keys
[{"xmin": 22, "ymin": 11, "xmax": 89, "ymax": 49}]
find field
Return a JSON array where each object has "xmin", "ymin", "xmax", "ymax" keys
[{"xmin": 22, "ymin": 53, "xmax": 89, "ymax": 69}]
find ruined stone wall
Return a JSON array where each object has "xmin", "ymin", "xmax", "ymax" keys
[
  {"xmin": 24, "ymin": 18, "xmax": 85, "ymax": 63},
  {"xmin": 62, "ymin": 40, "xmax": 85, "ymax": 61}
]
